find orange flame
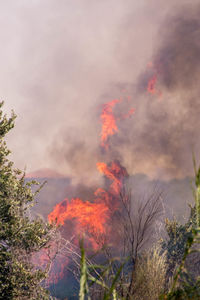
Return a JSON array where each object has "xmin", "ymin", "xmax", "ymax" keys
[
  {"xmin": 47, "ymin": 93, "xmax": 133, "ymax": 283},
  {"xmin": 100, "ymin": 98, "xmax": 135, "ymax": 149},
  {"xmin": 100, "ymin": 99, "xmax": 120, "ymax": 150},
  {"xmin": 48, "ymin": 160, "xmax": 128, "ymax": 249},
  {"xmin": 96, "ymin": 161, "xmax": 127, "ymax": 194},
  {"xmin": 48, "ymin": 198, "xmax": 108, "ymax": 235}
]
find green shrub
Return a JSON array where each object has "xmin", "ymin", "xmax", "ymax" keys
[{"xmin": 0, "ymin": 102, "xmax": 53, "ymax": 299}]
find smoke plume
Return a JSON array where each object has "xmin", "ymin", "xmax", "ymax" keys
[
  {"xmin": 0, "ymin": 1, "xmax": 198, "ymax": 181},
  {"xmin": 134, "ymin": 4, "xmax": 200, "ymax": 178}
]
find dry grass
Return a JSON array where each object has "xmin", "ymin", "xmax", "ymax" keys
[{"xmin": 131, "ymin": 243, "xmax": 167, "ymax": 300}]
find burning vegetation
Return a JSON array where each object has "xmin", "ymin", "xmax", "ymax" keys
[
  {"xmin": 9, "ymin": 3, "xmax": 200, "ymax": 299},
  {"xmin": 45, "ymin": 91, "xmax": 165, "ymax": 296},
  {"xmin": 37, "ymin": 6, "xmax": 200, "ymax": 296},
  {"xmin": 48, "ymin": 97, "xmax": 132, "ymax": 251},
  {"xmin": 1, "ymin": 2, "xmax": 200, "ymax": 300}
]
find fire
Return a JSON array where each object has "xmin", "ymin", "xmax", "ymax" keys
[
  {"xmin": 100, "ymin": 98, "xmax": 135, "ymax": 150},
  {"xmin": 97, "ymin": 161, "xmax": 128, "ymax": 194},
  {"xmin": 48, "ymin": 198, "xmax": 109, "ymax": 235},
  {"xmin": 48, "ymin": 160, "xmax": 128, "ymax": 249},
  {"xmin": 147, "ymin": 75, "xmax": 157, "ymax": 95},
  {"xmin": 48, "ymin": 199, "xmax": 68, "ymax": 224},
  {"xmin": 48, "ymin": 94, "xmax": 132, "ymax": 245},
  {"xmin": 47, "ymin": 94, "xmax": 133, "ymax": 285},
  {"xmin": 147, "ymin": 62, "xmax": 162, "ymax": 98},
  {"xmin": 100, "ymin": 99, "xmax": 120, "ymax": 150}
]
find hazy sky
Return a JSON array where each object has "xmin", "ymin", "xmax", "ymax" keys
[{"xmin": 1, "ymin": 1, "xmax": 200, "ymax": 183}]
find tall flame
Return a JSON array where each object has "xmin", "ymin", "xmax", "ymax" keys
[
  {"xmin": 96, "ymin": 161, "xmax": 128, "ymax": 194},
  {"xmin": 100, "ymin": 99, "xmax": 120, "ymax": 150},
  {"xmin": 100, "ymin": 98, "xmax": 134, "ymax": 150},
  {"xmin": 46, "ymin": 94, "xmax": 133, "ymax": 284}
]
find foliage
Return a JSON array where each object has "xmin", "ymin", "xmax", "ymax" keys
[
  {"xmin": 78, "ymin": 160, "xmax": 200, "ymax": 300},
  {"xmin": 113, "ymin": 185, "xmax": 164, "ymax": 299},
  {"xmin": 161, "ymin": 216, "xmax": 193, "ymax": 280},
  {"xmin": 160, "ymin": 159, "xmax": 200, "ymax": 299},
  {"xmin": 160, "ymin": 227, "xmax": 200, "ymax": 299},
  {"xmin": 0, "ymin": 102, "xmax": 53, "ymax": 299},
  {"xmin": 78, "ymin": 239, "xmax": 125, "ymax": 300},
  {"xmin": 131, "ymin": 244, "xmax": 167, "ymax": 300},
  {"xmin": 78, "ymin": 240, "xmax": 169, "ymax": 300},
  {"xmin": 77, "ymin": 186, "xmax": 166, "ymax": 300}
]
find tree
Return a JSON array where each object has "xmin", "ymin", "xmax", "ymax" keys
[
  {"xmin": 117, "ymin": 186, "xmax": 164, "ymax": 299},
  {"xmin": 0, "ymin": 102, "xmax": 53, "ymax": 299},
  {"xmin": 75, "ymin": 184, "xmax": 164, "ymax": 300},
  {"xmin": 160, "ymin": 160, "xmax": 200, "ymax": 299}
]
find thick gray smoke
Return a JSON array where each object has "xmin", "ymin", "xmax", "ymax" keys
[
  {"xmin": 47, "ymin": 2, "xmax": 200, "ymax": 181},
  {"xmin": 1, "ymin": 0, "xmax": 199, "ymax": 181},
  {"xmin": 132, "ymin": 4, "xmax": 200, "ymax": 179},
  {"xmin": 155, "ymin": 6, "xmax": 200, "ymax": 92}
]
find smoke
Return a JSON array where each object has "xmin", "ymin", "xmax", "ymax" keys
[
  {"xmin": 131, "ymin": 3, "xmax": 200, "ymax": 178},
  {"xmin": 0, "ymin": 0, "xmax": 199, "ymax": 181},
  {"xmin": 155, "ymin": 6, "xmax": 200, "ymax": 91},
  {"xmin": 46, "ymin": 1, "xmax": 200, "ymax": 181}
]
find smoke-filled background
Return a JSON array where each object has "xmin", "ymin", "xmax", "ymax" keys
[
  {"xmin": 1, "ymin": 0, "xmax": 199, "ymax": 184},
  {"xmin": 2, "ymin": 2, "xmax": 200, "ymax": 298}
]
